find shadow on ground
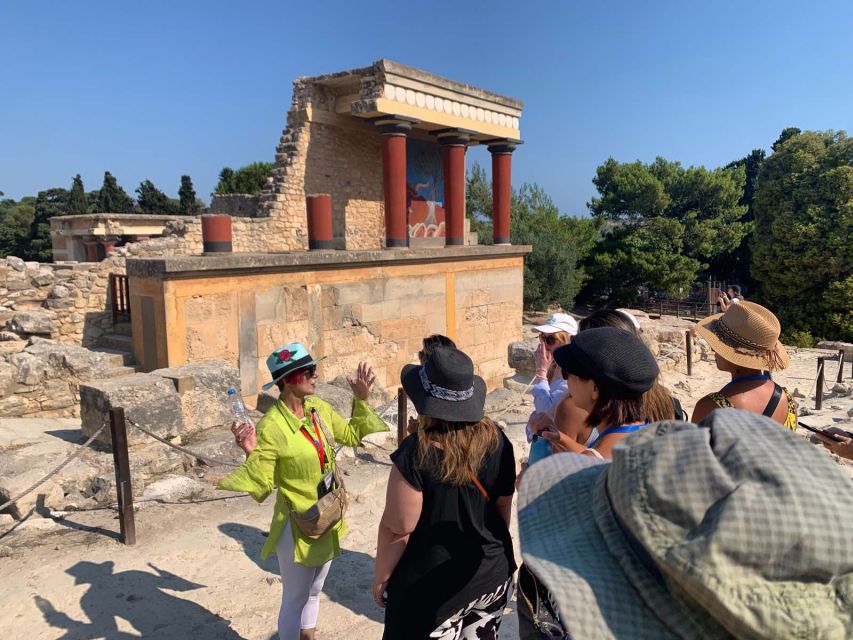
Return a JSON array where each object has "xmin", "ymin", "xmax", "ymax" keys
[
  {"xmin": 34, "ymin": 560, "xmax": 244, "ymax": 639},
  {"xmin": 219, "ymin": 522, "xmax": 384, "ymax": 624}
]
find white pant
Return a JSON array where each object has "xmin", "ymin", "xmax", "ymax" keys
[{"xmin": 276, "ymin": 521, "xmax": 332, "ymax": 640}]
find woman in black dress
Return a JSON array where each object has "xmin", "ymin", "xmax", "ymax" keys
[{"xmin": 373, "ymin": 347, "xmax": 516, "ymax": 639}]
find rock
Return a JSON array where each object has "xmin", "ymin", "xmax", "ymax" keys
[
  {"xmin": 152, "ymin": 360, "xmax": 240, "ymax": 435},
  {"xmin": 799, "ymin": 407, "xmax": 813, "ymax": 417},
  {"xmin": 141, "ymin": 475, "xmax": 208, "ymax": 502},
  {"xmin": 8, "ymin": 352, "xmax": 48, "ymax": 386},
  {"xmin": 6, "ymin": 310, "xmax": 58, "ymax": 336},
  {"xmin": 791, "ymin": 387, "xmax": 805, "ymax": 399},
  {"xmin": 24, "ymin": 340, "xmax": 113, "ymax": 380},
  {"xmin": 848, "ymin": 407, "xmax": 853, "ymax": 418},
  {"xmin": 0, "ymin": 361, "xmax": 16, "ymax": 398},
  {"xmin": 79, "ymin": 373, "xmax": 184, "ymax": 447},
  {"xmin": 0, "ymin": 395, "xmax": 30, "ymax": 417},
  {"xmin": 484, "ymin": 388, "xmax": 520, "ymax": 416},
  {"xmin": 48, "ymin": 285, "xmax": 70, "ymax": 299},
  {"xmin": 831, "ymin": 383, "xmax": 852, "ymax": 397},
  {"xmin": 508, "ymin": 339, "xmax": 537, "ymax": 374},
  {"xmin": 0, "ymin": 331, "xmax": 21, "ymax": 341},
  {"xmin": 32, "ymin": 272, "xmax": 54, "ymax": 287},
  {"xmin": 5, "ymin": 257, "xmax": 25, "ymax": 272},
  {"xmin": 328, "ymin": 374, "xmax": 390, "ymax": 408},
  {"xmin": 815, "ymin": 341, "xmax": 853, "ymax": 359}
]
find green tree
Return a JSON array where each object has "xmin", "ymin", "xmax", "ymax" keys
[
  {"xmin": 752, "ymin": 129, "xmax": 852, "ymax": 342},
  {"xmin": 465, "ymin": 162, "xmax": 494, "ymax": 242},
  {"xmin": 0, "ymin": 197, "xmax": 35, "ymax": 258},
  {"xmin": 97, "ymin": 171, "xmax": 135, "ymax": 212},
  {"xmin": 68, "ymin": 174, "xmax": 89, "ymax": 214},
  {"xmin": 214, "ymin": 162, "xmax": 273, "ymax": 195},
  {"xmin": 135, "ymin": 179, "xmax": 176, "ymax": 214},
  {"xmin": 26, "ymin": 188, "xmax": 69, "ymax": 261},
  {"xmin": 178, "ymin": 175, "xmax": 200, "ymax": 215}
]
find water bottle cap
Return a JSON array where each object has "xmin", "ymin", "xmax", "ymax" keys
[{"xmin": 227, "ymin": 388, "xmax": 238, "ymax": 395}]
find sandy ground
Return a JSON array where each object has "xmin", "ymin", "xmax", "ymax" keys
[{"xmin": 1, "ymin": 342, "xmax": 851, "ymax": 640}]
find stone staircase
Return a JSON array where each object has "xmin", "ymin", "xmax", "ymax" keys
[{"xmin": 91, "ymin": 322, "xmax": 140, "ymax": 379}]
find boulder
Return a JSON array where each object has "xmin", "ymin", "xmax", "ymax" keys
[
  {"xmin": 79, "ymin": 373, "xmax": 184, "ymax": 447},
  {"xmin": 23, "ymin": 340, "xmax": 113, "ymax": 380},
  {"xmin": 0, "ymin": 361, "xmax": 16, "ymax": 398},
  {"xmin": 816, "ymin": 341, "xmax": 853, "ymax": 359},
  {"xmin": 5, "ymin": 256, "xmax": 25, "ymax": 272},
  {"xmin": 48, "ymin": 284, "xmax": 70, "ymax": 299},
  {"xmin": 6, "ymin": 310, "xmax": 58, "ymax": 336},
  {"xmin": 328, "ymin": 374, "xmax": 390, "ymax": 408},
  {"xmin": 508, "ymin": 339, "xmax": 537, "ymax": 374},
  {"xmin": 153, "ymin": 360, "xmax": 240, "ymax": 434},
  {"xmin": 141, "ymin": 475, "xmax": 209, "ymax": 503},
  {"xmin": 0, "ymin": 395, "xmax": 30, "ymax": 417},
  {"xmin": 7, "ymin": 352, "xmax": 48, "ymax": 386}
]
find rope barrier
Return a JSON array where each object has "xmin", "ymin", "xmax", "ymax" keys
[
  {"xmin": 125, "ymin": 419, "xmax": 241, "ymax": 468},
  {"xmin": 493, "ymin": 375, "xmax": 537, "ymax": 421},
  {"xmin": 0, "ymin": 424, "xmax": 107, "ymax": 514}
]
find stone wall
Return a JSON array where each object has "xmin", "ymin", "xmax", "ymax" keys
[{"xmin": 209, "ymin": 194, "xmax": 260, "ymax": 218}]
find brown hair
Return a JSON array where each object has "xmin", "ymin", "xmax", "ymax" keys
[
  {"xmin": 579, "ymin": 309, "xmax": 639, "ymax": 335},
  {"xmin": 644, "ymin": 381, "xmax": 676, "ymax": 421},
  {"xmin": 586, "ymin": 383, "xmax": 647, "ymax": 430},
  {"xmin": 416, "ymin": 416, "xmax": 500, "ymax": 485},
  {"xmin": 550, "ymin": 330, "xmax": 571, "ymax": 347}
]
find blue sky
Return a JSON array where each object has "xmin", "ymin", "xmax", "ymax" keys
[{"xmin": 1, "ymin": 1, "xmax": 851, "ymax": 216}]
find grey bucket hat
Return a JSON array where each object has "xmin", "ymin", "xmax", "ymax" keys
[{"xmin": 518, "ymin": 409, "xmax": 853, "ymax": 639}]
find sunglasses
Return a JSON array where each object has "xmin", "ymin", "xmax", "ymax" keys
[
  {"xmin": 539, "ymin": 334, "xmax": 557, "ymax": 346},
  {"xmin": 284, "ymin": 365, "xmax": 318, "ymax": 383}
]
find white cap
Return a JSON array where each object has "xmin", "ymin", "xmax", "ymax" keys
[
  {"xmin": 615, "ymin": 309, "xmax": 642, "ymax": 331},
  {"xmin": 534, "ymin": 313, "xmax": 578, "ymax": 336}
]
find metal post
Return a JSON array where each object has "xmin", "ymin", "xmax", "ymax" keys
[
  {"xmin": 397, "ymin": 387, "xmax": 407, "ymax": 447},
  {"xmin": 815, "ymin": 358, "xmax": 825, "ymax": 411},
  {"xmin": 109, "ymin": 407, "xmax": 136, "ymax": 545},
  {"xmin": 837, "ymin": 350, "xmax": 845, "ymax": 384},
  {"xmin": 686, "ymin": 330, "xmax": 693, "ymax": 376}
]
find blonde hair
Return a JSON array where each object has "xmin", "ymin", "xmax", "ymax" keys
[
  {"xmin": 550, "ymin": 331, "xmax": 571, "ymax": 347},
  {"xmin": 416, "ymin": 416, "xmax": 500, "ymax": 485},
  {"xmin": 644, "ymin": 380, "xmax": 676, "ymax": 421}
]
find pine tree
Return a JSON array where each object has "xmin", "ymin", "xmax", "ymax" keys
[
  {"xmin": 68, "ymin": 174, "xmax": 89, "ymax": 214},
  {"xmin": 98, "ymin": 171, "xmax": 135, "ymax": 212},
  {"xmin": 178, "ymin": 175, "xmax": 199, "ymax": 215},
  {"xmin": 135, "ymin": 180, "xmax": 174, "ymax": 214}
]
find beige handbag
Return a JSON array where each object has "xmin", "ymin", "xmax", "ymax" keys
[{"xmin": 288, "ymin": 409, "xmax": 348, "ymax": 539}]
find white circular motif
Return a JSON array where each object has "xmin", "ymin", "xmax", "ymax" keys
[
  {"xmin": 485, "ymin": 111, "xmax": 493, "ymax": 124},
  {"xmin": 435, "ymin": 97, "xmax": 444, "ymax": 112},
  {"xmin": 384, "ymin": 85, "xmax": 396, "ymax": 100},
  {"xmin": 395, "ymin": 86, "xmax": 406, "ymax": 102},
  {"xmin": 416, "ymin": 92, "xmax": 425, "ymax": 107},
  {"xmin": 405, "ymin": 89, "xmax": 416, "ymax": 105},
  {"xmin": 476, "ymin": 108, "xmax": 484, "ymax": 121},
  {"xmin": 426, "ymin": 94, "xmax": 435, "ymax": 110}
]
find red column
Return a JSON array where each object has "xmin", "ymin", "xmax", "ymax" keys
[
  {"xmin": 85, "ymin": 240, "xmax": 99, "ymax": 262},
  {"xmin": 306, "ymin": 194, "xmax": 333, "ymax": 250},
  {"xmin": 438, "ymin": 131, "xmax": 470, "ymax": 246},
  {"xmin": 488, "ymin": 141, "xmax": 518, "ymax": 245},
  {"xmin": 376, "ymin": 118, "xmax": 417, "ymax": 248},
  {"xmin": 201, "ymin": 214, "xmax": 233, "ymax": 253}
]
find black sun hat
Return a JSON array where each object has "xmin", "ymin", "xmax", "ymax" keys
[
  {"xmin": 553, "ymin": 327, "xmax": 658, "ymax": 399},
  {"xmin": 401, "ymin": 346, "xmax": 486, "ymax": 423}
]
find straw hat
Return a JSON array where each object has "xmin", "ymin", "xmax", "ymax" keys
[{"xmin": 695, "ymin": 301, "xmax": 789, "ymax": 371}]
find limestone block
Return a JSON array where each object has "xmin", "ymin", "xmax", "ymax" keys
[
  {"xmin": 0, "ymin": 361, "xmax": 15, "ymax": 398},
  {"xmin": 384, "ymin": 277, "xmax": 422, "ymax": 300},
  {"xmin": 80, "ymin": 374, "xmax": 184, "ymax": 447},
  {"xmin": 141, "ymin": 475, "xmax": 208, "ymax": 503},
  {"xmin": 49, "ymin": 284, "xmax": 70, "ymax": 299},
  {"xmin": 0, "ymin": 394, "xmax": 29, "ymax": 417},
  {"xmin": 8, "ymin": 352, "xmax": 48, "ymax": 386},
  {"xmin": 508, "ymin": 339, "xmax": 537, "ymax": 374},
  {"xmin": 23, "ymin": 339, "xmax": 113, "ymax": 380},
  {"xmin": 153, "ymin": 360, "xmax": 240, "ymax": 434},
  {"xmin": 6, "ymin": 310, "xmax": 58, "ymax": 335},
  {"xmin": 5, "ymin": 256, "xmax": 25, "ymax": 272}
]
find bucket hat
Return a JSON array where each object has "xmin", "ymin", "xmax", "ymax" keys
[
  {"xmin": 261, "ymin": 342, "xmax": 326, "ymax": 391},
  {"xmin": 533, "ymin": 312, "xmax": 578, "ymax": 336},
  {"xmin": 695, "ymin": 301, "xmax": 789, "ymax": 371},
  {"xmin": 552, "ymin": 327, "xmax": 658, "ymax": 399},
  {"xmin": 401, "ymin": 346, "xmax": 486, "ymax": 423},
  {"xmin": 518, "ymin": 409, "xmax": 853, "ymax": 639}
]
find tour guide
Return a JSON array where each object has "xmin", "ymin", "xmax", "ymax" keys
[{"xmin": 217, "ymin": 342, "xmax": 389, "ymax": 640}]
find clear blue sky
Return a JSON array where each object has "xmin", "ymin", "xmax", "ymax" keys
[{"xmin": 2, "ymin": 1, "xmax": 851, "ymax": 216}]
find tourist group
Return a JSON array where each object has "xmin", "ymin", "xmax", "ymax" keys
[{"xmin": 218, "ymin": 297, "xmax": 853, "ymax": 640}]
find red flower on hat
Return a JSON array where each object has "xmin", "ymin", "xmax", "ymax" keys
[{"xmin": 278, "ymin": 349, "xmax": 292, "ymax": 362}]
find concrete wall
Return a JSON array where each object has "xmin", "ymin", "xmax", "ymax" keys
[{"xmin": 127, "ymin": 249, "xmax": 526, "ymax": 401}]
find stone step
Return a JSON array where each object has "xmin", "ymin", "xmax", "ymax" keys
[
  {"xmin": 96, "ymin": 333, "xmax": 133, "ymax": 352},
  {"xmin": 101, "ymin": 365, "xmax": 141, "ymax": 379},
  {"xmin": 113, "ymin": 322, "xmax": 132, "ymax": 337},
  {"xmin": 89, "ymin": 347, "xmax": 136, "ymax": 367}
]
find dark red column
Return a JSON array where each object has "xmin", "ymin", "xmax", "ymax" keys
[
  {"xmin": 488, "ymin": 141, "xmax": 518, "ymax": 245},
  {"xmin": 438, "ymin": 131, "xmax": 470, "ymax": 246},
  {"xmin": 85, "ymin": 240, "xmax": 99, "ymax": 262},
  {"xmin": 201, "ymin": 214, "xmax": 233, "ymax": 253},
  {"xmin": 376, "ymin": 118, "xmax": 417, "ymax": 248},
  {"xmin": 306, "ymin": 194, "xmax": 333, "ymax": 250}
]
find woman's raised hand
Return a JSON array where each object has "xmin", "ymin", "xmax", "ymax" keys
[
  {"xmin": 231, "ymin": 420, "xmax": 256, "ymax": 456},
  {"xmin": 533, "ymin": 342, "xmax": 552, "ymax": 376},
  {"xmin": 347, "ymin": 361, "xmax": 376, "ymax": 401}
]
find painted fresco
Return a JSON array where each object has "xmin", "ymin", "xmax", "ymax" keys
[{"xmin": 406, "ymin": 139, "xmax": 445, "ymax": 238}]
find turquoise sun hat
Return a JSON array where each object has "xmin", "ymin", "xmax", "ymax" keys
[{"xmin": 262, "ymin": 342, "xmax": 327, "ymax": 390}]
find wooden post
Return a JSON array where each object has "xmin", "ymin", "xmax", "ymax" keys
[
  {"xmin": 109, "ymin": 407, "xmax": 136, "ymax": 545},
  {"xmin": 397, "ymin": 387, "xmax": 407, "ymax": 447},
  {"xmin": 659, "ymin": 300, "xmax": 663, "ymax": 318},
  {"xmin": 686, "ymin": 330, "xmax": 693, "ymax": 376},
  {"xmin": 837, "ymin": 350, "xmax": 845, "ymax": 383},
  {"xmin": 815, "ymin": 358, "xmax": 825, "ymax": 411}
]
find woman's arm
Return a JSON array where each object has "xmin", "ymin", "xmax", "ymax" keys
[
  {"xmin": 495, "ymin": 495, "xmax": 513, "ymax": 527},
  {"xmin": 691, "ymin": 395, "xmax": 717, "ymax": 423},
  {"xmin": 217, "ymin": 418, "xmax": 278, "ymax": 501},
  {"xmin": 372, "ymin": 466, "xmax": 422, "ymax": 608}
]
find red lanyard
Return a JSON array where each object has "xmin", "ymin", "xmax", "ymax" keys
[{"xmin": 300, "ymin": 411, "xmax": 326, "ymax": 471}]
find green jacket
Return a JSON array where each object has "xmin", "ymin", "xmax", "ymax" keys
[{"xmin": 217, "ymin": 395, "xmax": 388, "ymax": 566}]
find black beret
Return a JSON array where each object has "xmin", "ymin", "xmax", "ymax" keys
[{"xmin": 552, "ymin": 327, "xmax": 659, "ymax": 399}]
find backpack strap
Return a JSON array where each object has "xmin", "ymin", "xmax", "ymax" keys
[
  {"xmin": 762, "ymin": 384, "xmax": 784, "ymax": 417},
  {"xmin": 471, "ymin": 475, "xmax": 489, "ymax": 501}
]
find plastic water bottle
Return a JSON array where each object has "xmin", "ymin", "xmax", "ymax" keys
[
  {"xmin": 226, "ymin": 388, "xmax": 254, "ymax": 428},
  {"xmin": 528, "ymin": 435, "xmax": 553, "ymax": 466}
]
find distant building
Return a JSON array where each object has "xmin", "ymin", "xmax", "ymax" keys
[{"xmin": 50, "ymin": 213, "xmax": 179, "ymax": 262}]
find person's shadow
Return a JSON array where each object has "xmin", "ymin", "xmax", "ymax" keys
[
  {"xmin": 34, "ymin": 560, "xmax": 245, "ymax": 639},
  {"xmin": 219, "ymin": 522, "xmax": 384, "ymax": 624}
]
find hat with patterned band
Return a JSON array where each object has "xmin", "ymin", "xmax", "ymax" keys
[
  {"xmin": 695, "ymin": 301, "xmax": 789, "ymax": 371},
  {"xmin": 401, "ymin": 346, "xmax": 487, "ymax": 423},
  {"xmin": 261, "ymin": 342, "xmax": 327, "ymax": 391}
]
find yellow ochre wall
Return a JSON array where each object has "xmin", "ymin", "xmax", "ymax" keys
[{"xmin": 129, "ymin": 255, "xmax": 523, "ymax": 403}]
